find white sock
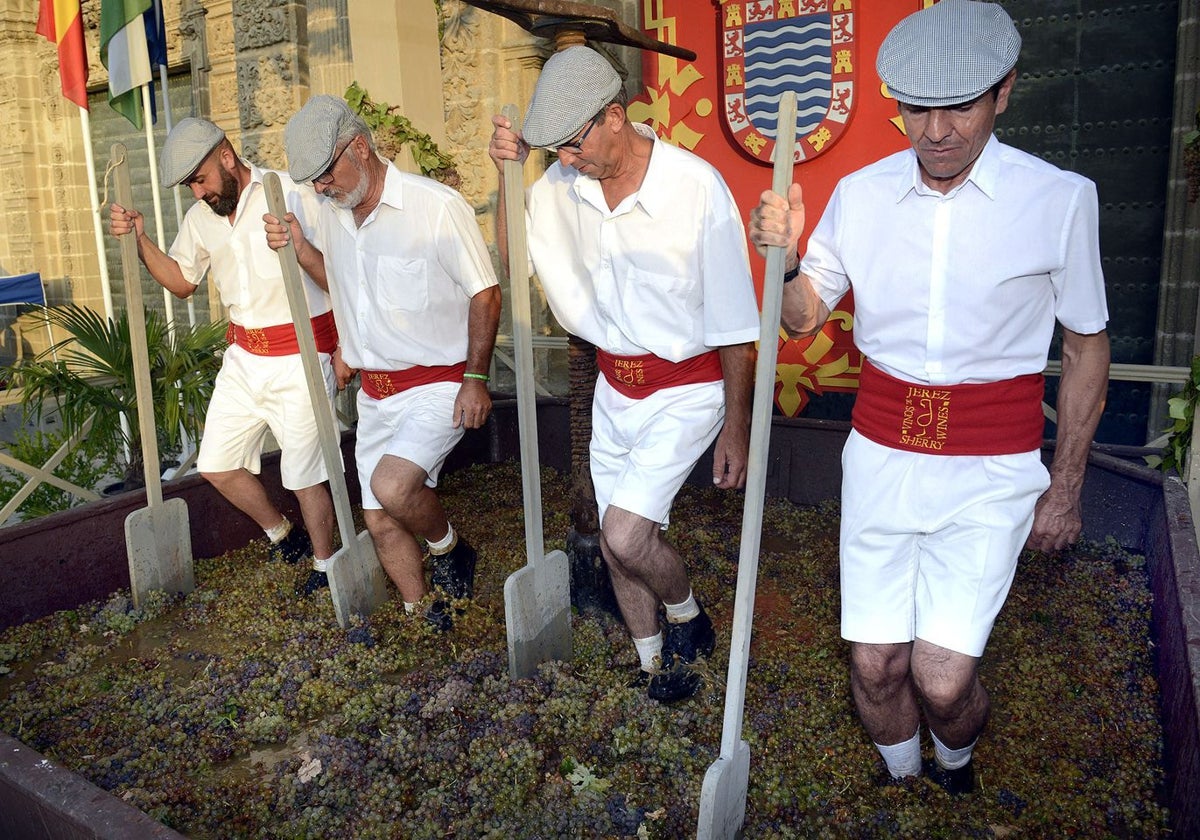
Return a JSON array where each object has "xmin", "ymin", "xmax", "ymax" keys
[
  {"xmin": 403, "ymin": 602, "xmax": 417, "ymax": 615},
  {"xmin": 664, "ymin": 590, "xmax": 700, "ymax": 624},
  {"xmin": 633, "ymin": 633, "xmax": 663, "ymax": 672},
  {"xmin": 876, "ymin": 729, "xmax": 922, "ymax": 778},
  {"xmin": 312, "ymin": 557, "xmax": 329, "ymax": 573},
  {"xmin": 427, "ymin": 523, "xmax": 456, "ymax": 555},
  {"xmin": 930, "ymin": 730, "xmax": 975, "ymax": 770},
  {"xmin": 265, "ymin": 519, "xmax": 291, "ymax": 543}
]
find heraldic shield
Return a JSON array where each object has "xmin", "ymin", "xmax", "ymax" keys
[{"xmin": 719, "ymin": 0, "xmax": 857, "ymax": 166}]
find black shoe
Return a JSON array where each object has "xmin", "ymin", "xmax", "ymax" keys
[
  {"xmin": 270, "ymin": 526, "xmax": 312, "ymax": 566},
  {"xmin": 431, "ymin": 537, "xmax": 477, "ymax": 600},
  {"xmin": 424, "ymin": 599, "xmax": 453, "ymax": 633},
  {"xmin": 647, "ymin": 604, "xmax": 716, "ymax": 703},
  {"xmin": 628, "ymin": 669, "xmax": 652, "ymax": 689},
  {"xmin": 298, "ymin": 570, "xmax": 329, "ymax": 596},
  {"xmin": 923, "ymin": 757, "xmax": 975, "ymax": 795}
]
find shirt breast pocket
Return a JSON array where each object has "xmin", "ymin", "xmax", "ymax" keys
[
  {"xmin": 375, "ymin": 256, "xmax": 428, "ymax": 313},
  {"xmin": 618, "ymin": 265, "xmax": 700, "ymax": 347}
]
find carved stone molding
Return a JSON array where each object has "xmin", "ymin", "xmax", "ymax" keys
[
  {"xmin": 179, "ymin": 0, "xmax": 212, "ymax": 117},
  {"xmin": 233, "ymin": 1, "xmax": 307, "ymax": 165}
]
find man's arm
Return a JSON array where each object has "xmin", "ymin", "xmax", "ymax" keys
[
  {"xmin": 487, "ymin": 113, "xmax": 530, "ymax": 270},
  {"xmin": 747, "ymin": 183, "xmax": 830, "ymax": 338},
  {"xmin": 108, "ymin": 203, "xmax": 195, "ymax": 299},
  {"xmin": 263, "ymin": 212, "xmax": 328, "ymax": 291},
  {"xmin": 454, "ymin": 285, "xmax": 502, "ymax": 430},
  {"xmin": 1027, "ymin": 327, "xmax": 1110, "ymax": 552},
  {"xmin": 712, "ymin": 342, "xmax": 755, "ymax": 490}
]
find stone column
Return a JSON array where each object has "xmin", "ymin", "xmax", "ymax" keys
[
  {"xmin": 233, "ymin": 0, "xmax": 309, "ymax": 169},
  {"xmin": 1150, "ymin": 0, "xmax": 1200, "ymax": 434}
]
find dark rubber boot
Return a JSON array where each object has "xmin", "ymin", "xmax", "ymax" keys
[
  {"xmin": 431, "ymin": 537, "xmax": 477, "ymax": 600},
  {"xmin": 647, "ymin": 602, "xmax": 716, "ymax": 703}
]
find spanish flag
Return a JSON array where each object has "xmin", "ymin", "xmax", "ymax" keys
[{"xmin": 35, "ymin": 0, "xmax": 89, "ymax": 110}]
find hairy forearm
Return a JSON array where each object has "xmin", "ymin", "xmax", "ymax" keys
[
  {"xmin": 719, "ymin": 342, "xmax": 755, "ymax": 428},
  {"xmin": 1048, "ymin": 329, "xmax": 1110, "ymax": 496},
  {"xmin": 136, "ymin": 233, "xmax": 195, "ymax": 299},
  {"xmin": 780, "ymin": 273, "xmax": 831, "ymax": 339},
  {"xmin": 466, "ymin": 285, "xmax": 502, "ymax": 374}
]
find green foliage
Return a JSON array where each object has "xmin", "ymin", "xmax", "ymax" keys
[
  {"xmin": 1185, "ymin": 102, "xmax": 1200, "ymax": 149},
  {"xmin": 1148, "ymin": 354, "xmax": 1200, "ymax": 478},
  {"xmin": 344, "ymin": 81, "xmax": 461, "ymax": 187},
  {"xmin": 3, "ymin": 304, "xmax": 227, "ymax": 488},
  {"xmin": 0, "ymin": 428, "xmax": 108, "ymax": 520}
]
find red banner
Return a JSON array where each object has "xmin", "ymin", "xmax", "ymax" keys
[
  {"xmin": 36, "ymin": 0, "xmax": 89, "ymax": 110},
  {"xmin": 633, "ymin": 0, "xmax": 932, "ymax": 415}
]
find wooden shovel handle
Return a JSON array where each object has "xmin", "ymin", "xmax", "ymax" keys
[{"xmin": 111, "ymin": 143, "xmax": 164, "ymax": 508}]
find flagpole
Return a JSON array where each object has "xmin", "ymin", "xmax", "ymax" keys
[
  {"xmin": 78, "ymin": 107, "xmax": 116, "ymax": 324},
  {"xmin": 158, "ymin": 61, "xmax": 193, "ymax": 327},
  {"xmin": 138, "ymin": 83, "xmax": 175, "ymax": 332}
]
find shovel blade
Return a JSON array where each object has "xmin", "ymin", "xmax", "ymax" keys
[
  {"xmin": 327, "ymin": 530, "xmax": 389, "ymax": 628},
  {"xmin": 504, "ymin": 549, "xmax": 572, "ymax": 679},
  {"xmin": 697, "ymin": 740, "xmax": 751, "ymax": 840},
  {"xmin": 125, "ymin": 498, "xmax": 194, "ymax": 607}
]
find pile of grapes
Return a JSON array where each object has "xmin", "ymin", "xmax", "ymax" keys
[{"xmin": 0, "ymin": 461, "xmax": 1168, "ymax": 838}]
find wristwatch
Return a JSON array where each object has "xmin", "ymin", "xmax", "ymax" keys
[{"xmin": 783, "ymin": 264, "xmax": 800, "ymax": 284}]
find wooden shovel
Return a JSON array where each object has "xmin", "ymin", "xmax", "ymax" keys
[
  {"xmin": 112, "ymin": 143, "xmax": 194, "ymax": 607},
  {"xmin": 500, "ymin": 104, "xmax": 573, "ymax": 678},
  {"xmin": 696, "ymin": 91, "xmax": 798, "ymax": 840},
  {"xmin": 263, "ymin": 172, "xmax": 388, "ymax": 628}
]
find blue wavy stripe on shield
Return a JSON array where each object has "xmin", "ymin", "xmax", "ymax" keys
[{"xmin": 744, "ymin": 16, "xmax": 833, "ymax": 138}]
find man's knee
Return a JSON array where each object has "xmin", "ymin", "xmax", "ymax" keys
[
  {"xmin": 370, "ymin": 473, "xmax": 419, "ymax": 514},
  {"xmin": 911, "ymin": 650, "xmax": 978, "ymax": 716},
  {"xmin": 600, "ymin": 516, "xmax": 657, "ymax": 569},
  {"xmin": 201, "ymin": 469, "xmax": 238, "ymax": 492},
  {"xmin": 850, "ymin": 643, "xmax": 912, "ymax": 697}
]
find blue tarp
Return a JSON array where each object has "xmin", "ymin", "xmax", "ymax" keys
[{"xmin": 0, "ymin": 274, "xmax": 45, "ymax": 307}]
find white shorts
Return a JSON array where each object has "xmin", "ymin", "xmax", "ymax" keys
[
  {"xmin": 354, "ymin": 381, "xmax": 465, "ymax": 510},
  {"xmin": 839, "ymin": 430, "xmax": 1050, "ymax": 657},
  {"xmin": 591, "ymin": 376, "xmax": 725, "ymax": 526},
  {"xmin": 197, "ymin": 345, "xmax": 339, "ymax": 491}
]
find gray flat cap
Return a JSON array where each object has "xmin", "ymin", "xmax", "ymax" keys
[
  {"xmin": 522, "ymin": 46, "xmax": 623, "ymax": 148},
  {"xmin": 877, "ymin": 0, "xmax": 1021, "ymax": 108},
  {"xmin": 285, "ymin": 95, "xmax": 361, "ymax": 183},
  {"xmin": 160, "ymin": 117, "xmax": 225, "ymax": 188}
]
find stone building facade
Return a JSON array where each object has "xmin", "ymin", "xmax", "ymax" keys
[{"xmin": 0, "ymin": 0, "xmax": 639, "ymax": 382}]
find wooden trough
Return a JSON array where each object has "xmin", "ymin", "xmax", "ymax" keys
[{"xmin": 1, "ymin": 406, "xmax": 1197, "ymax": 839}]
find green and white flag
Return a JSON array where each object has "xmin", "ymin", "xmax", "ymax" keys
[{"xmin": 99, "ymin": 0, "xmax": 152, "ymax": 128}]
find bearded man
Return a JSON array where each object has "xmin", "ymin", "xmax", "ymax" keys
[{"xmin": 109, "ymin": 117, "xmax": 339, "ymax": 595}]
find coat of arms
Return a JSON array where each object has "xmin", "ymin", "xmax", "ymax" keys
[{"xmin": 719, "ymin": 0, "xmax": 857, "ymax": 166}]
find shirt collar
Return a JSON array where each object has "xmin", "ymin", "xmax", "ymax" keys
[
  {"xmin": 897, "ymin": 135, "xmax": 1001, "ymax": 202},
  {"xmin": 379, "ymin": 159, "xmax": 405, "ymax": 211},
  {"xmin": 568, "ymin": 122, "xmax": 666, "ymax": 218},
  {"xmin": 330, "ymin": 157, "xmax": 402, "ymax": 228}
]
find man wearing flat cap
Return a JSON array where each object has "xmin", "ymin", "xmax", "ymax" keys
[
  {"xmin": 109, "ymin": 117, "xmax": 339, "ymax": 594},
  {"xmin": 267, "ymin": 95, "xmax": 501, "ymax": 631},
  {"xmin": 750, "ymin": 0, "xmax": 1110, "ymax": 792},
  {"xmin": 488, "ymin": 46, "xmax": 760, "ymax": 704}
]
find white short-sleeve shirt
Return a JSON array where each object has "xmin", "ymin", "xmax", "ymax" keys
[
  {"xmin": 526, "ymin": 123, "xmax": 760, "ymax": 361},
  {"xmin": 170, "ymin": 165, "xmax": 330, "ymax": 327},
  {"xmin": 801, "ymin": 137, "xmax": 1109, "ymax": 386},
  {"xmin": 316, "ymin": 161, "xmax": 499, "ymax": 372}
]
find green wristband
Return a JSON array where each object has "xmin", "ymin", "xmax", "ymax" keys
[{"xmin": 463, "ymin": 372, "xmax": 490, "ymax": 382}]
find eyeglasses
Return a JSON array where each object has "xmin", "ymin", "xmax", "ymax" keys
[
  {"xmin": 552, "ymin": 116, "xmax": 600, "ymax": 154},
  {"xmin": 312, "ymin": 141, "xmax": 352, "ymax": 185}
]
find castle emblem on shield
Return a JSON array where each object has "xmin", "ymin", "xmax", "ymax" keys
[{"xmin": 719, "ymin": 0, "xmax": 858, "ymax": 166}]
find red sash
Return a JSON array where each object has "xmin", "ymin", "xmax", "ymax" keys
[
  {"xmin": 852, "ymin": 361, "xmax": 1044, "ymax": 456},
  {"xmin": 228, "ymin": 311, "xmax": 338, "ymax": 357},
  {"xmin": 595, "ymin": 348, "xmax": 723, "ymax": 400},
  {"xmin": 359, "ymin": 362, "xmax": 467, "ymax": 400}
]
